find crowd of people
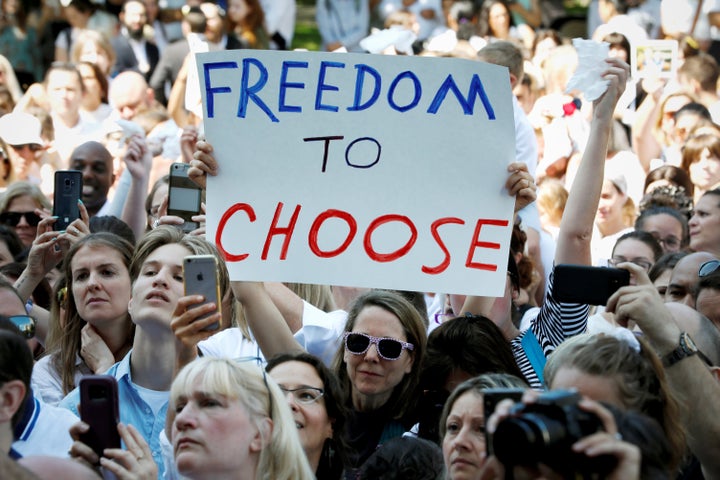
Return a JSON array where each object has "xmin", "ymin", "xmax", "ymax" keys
[{"xmin": 0, "ymin": 0, "xmax": 719, "ymax": 479}]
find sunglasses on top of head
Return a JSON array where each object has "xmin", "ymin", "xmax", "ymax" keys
[
  {"xmin": 343, "ymin": 332, "xmax": 414, "ymax": 361},
  {"xmin": 699, "ymin": 260, "xmax": 720, "ymax": 277},
  {"xmin": 0, "ymin": 211, "xmax": 41, "ymax": 227}
]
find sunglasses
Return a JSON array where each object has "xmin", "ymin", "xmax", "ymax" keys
[
  {"xmin": 700, "ymin": 260, "xmax": 720, "ymax": 277},
  {"xmin": 0, "ymin": 211, "xmax": 42, "ymax": 227},
  {"xmin": 10, "ymin": 144, "xmax": 43, "ymax": 152},
  {"xmin": 343, "ymin": 332, "xmax": 414, "ymax": 361},
  {"xmin": 9, "ymin": 315, "xmax": 36, "ymax": 339}
]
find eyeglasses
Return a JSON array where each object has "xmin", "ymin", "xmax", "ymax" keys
[
  {"xmin": 278, "ymin": 386, "xmax": 325, "ymax": 405},
  {"xmin": 0, "ymin": 211, "xmax": 42, "ymax": 227},
  {"xmin": 649, "ymin": 233, "xmax": 681, "ymax": 250},
  {"xmin": 609, "ymin": 257, "xmax": 653, "ymax": 271},
  {"xmin": 699, "ymin": 260, "xmax": 720, "ymax": 277},
  {"xmin": 235, "ymin": 356, "xmax": 274, "ymax": 418},
  {"xmin": 343, "ymin": 332, "xmax": 414, "ymax": 361},
  {"xmin": 9, "ymin": 315, "xmax": 36, "ymax": 339}
]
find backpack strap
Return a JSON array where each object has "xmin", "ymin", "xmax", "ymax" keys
[{"xmin": 521, "ymin": 329, "xmax": 546, "ymax": 387}]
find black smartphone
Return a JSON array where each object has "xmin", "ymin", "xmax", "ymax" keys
[
  {"xmin": 483, "ymin": 388, "xmax": 524, "ymax": 456},
  {"xmin": 53, "ymin": 170, "xmax": 83, "ymax": 231},
  {"xmin": 168, "ymin": 163, "xmax": 202, "ymax": 233},
  {"xmin": 183, "ymin": 254, "xmax": 221, "ymax": 331},
  {"xmin": 553, "ymin": 264, "xmax": 630, "ymax": 305},
  {"xmin": 79, "ymin": 375, "xmax": 121, "ymax": 457}
]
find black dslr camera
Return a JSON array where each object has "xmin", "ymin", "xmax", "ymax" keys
[{"xmin": 492, "ymin": 390, "xmax": 617, "ymax": 476}]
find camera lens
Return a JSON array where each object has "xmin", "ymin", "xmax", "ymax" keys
[
  {"xmin": 65, "ymin": 179, "xmax": 71, "ymax": 186},
  {"xmin": 493, "ymin": 399, "xmax": 612, "ymax": 476},
  {"xmin": 494, "ymin": 414, "xmax": 567, "ymax": 466}
]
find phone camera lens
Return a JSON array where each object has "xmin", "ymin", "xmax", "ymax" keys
[{"xmin": 65, "ymin": 179, "xmax": 71, "ymax": 186}]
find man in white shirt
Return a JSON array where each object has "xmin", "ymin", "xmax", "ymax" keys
[
  {"xmin": 661, "ymin": 0, "xmax": 720, "ymax": 50},
  {"xmin": 44, "ymin": 63, "xmax": 104, "ymax": 163},
  {"xmin": 0, "ymin": 280, "xmax": 78, "ymax": 459}
]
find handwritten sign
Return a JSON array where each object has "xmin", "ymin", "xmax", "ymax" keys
[{"xmin": 198, "ymin": 50, "xmax": 515, "ymax": 296}]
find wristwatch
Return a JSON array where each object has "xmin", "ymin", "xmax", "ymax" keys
[{"xmin": 661, "ymin": 332, "xmax": 699, "ymax": 368}]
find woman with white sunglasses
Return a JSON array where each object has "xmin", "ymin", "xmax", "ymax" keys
[{"xmin": 331, "ymin": 290, "xmax": 427, "ymax": 476}]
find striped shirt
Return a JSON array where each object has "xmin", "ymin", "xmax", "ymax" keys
[{"xmin": 511, "ymin": 271, "xmax": 589, "ymax": 389}]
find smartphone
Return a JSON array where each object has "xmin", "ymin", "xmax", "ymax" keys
[
  {"xmin": 553, "ymin": 264, "xmax": 630, "ymax": 305},
  {"xmin": 183, "ymin": 254, "xmax": 221, "ymax": 331},
  {"xmin": 168, "ymin": 163, "xmax": 202, "ymax": 233},
  {"xmin": 53, "ymin": 170, "xmax": 83, "ymax": 231},
  {"xmin": 79, "ymin": 375, "xmax": 121, "ymax": 457},
  {"xmin": 483, "ymin": 388, "xmax": 524, "ymax": 456}
]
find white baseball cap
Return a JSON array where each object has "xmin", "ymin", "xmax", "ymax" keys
[{"xmin": 0, "ymin": 112, "xmax": 43, "ymax": 146}]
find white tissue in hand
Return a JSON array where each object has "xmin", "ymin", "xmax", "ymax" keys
[
  {"xmin": 565, "ymin": 38, "xmax": 610, "ymax": 102},
  {"xmin": 359, "ymin": 26, "xmax": 417, "ymax": 55}
]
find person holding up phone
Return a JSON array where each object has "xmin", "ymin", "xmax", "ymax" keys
[
  {"xmin": 0, "ymin": 318, "xmax": 101, "ymax": 480},
  {"xmin": 607, "ymin": 262, "xmax": 720, "ymax": 479},
  {"xmin": 454, "ymin": 57, "xmax": 631, "ymax": 389},
  {"xmin": 68, "ymin": 138, "xmax": 153, "ymax": 244},
  {"xmin": 10, "ymin": 199, "xmax": 92, "ymax": 353},
  {"xmin": 59, "ymin": 226, "xmax": 229, "ymax": 478},
  {"xmin": 186, "ymin": 57, "xmax": 630, "ymax": 395},
  {"xmin": 0, "ymin": 181, "xmax": 51, "ymax": 248}
]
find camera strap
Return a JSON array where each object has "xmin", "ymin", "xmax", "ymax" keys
[{"xmin": 521, "ymin": 330, "xmax": 546, "ymax": 387}]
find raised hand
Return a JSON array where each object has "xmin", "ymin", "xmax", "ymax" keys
[
  {"xmin": 189, "ymin": 141, "xmax": 218, "ymax": 189},
  {"xmin": 505, "ymin": 162, "xmax": 537, "ymax": 213}
]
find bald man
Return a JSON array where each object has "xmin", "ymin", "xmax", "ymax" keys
[
  {"xmin": 68, "ymin": 141, "xmax": 115, "ymax": 218},
  {"xmin": 608, "ymin": 264, "xmax": 720, "ymax": 478},
  {"xmin": 666, "ymin": 252, "xmax": 718, "ymax": 308},
  {"xmin": 696, "ymin": 267, "xmax": 720, "ymax": 330},
  {"xmin": 109, "ymin": 71, "xmax": 156, "ymax": 121}
]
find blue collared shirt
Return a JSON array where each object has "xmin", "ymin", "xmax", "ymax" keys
[{"xmin": 59, "ymin": 351, "xmax": 168, "ymax": 479}]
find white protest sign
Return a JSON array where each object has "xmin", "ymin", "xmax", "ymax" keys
[{"xmin": 198, "ymin": 50, "xmax": 516, "ymax": 296}]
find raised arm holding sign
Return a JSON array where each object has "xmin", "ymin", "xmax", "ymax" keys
[{"xmin": 196, "ymin": 49, "xmax": 516, "ymax": 297}]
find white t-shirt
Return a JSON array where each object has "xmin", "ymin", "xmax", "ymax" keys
[
  {"xmin": 198, "ymin": 302, "xmax": 347, "ymax": 366},
  {"xmin": 661, "ymin": 0, "xmax": 720, "ymax": 41}
]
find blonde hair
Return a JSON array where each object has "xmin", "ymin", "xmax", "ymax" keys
[
  {"xmin": 170, "ymin": 357, "xmax": 315, "ymax": 480},
  {"xmin": 654, "ymin": 91, "xmax": 698, "ymax": 146},
  {"xmin": 0, "ymin": 181, "xmax": 51, "ymax": 211},
  {"xmin": 622, "ymin": 196, "xmax": 637, "ymax": 228},
  {"xmin": 285, "ymin": 282, "xmax": 337, "ymax": 312},
  {"xmin": 0, "ymin": 54, "xmax": 23, "ymax": 102},
  {"xmin": 537, "ymin": 178, "xmax": 567, "ymax": 228},
  {"xmin": 70, "ymin": 30, "xmax": 116, "ymax": 76},
  {"xmin": 542, "ymin": 45, "xmax": 577, "ymax": 95},
  {"xmin": 545, "ymin": 333, "xmax": 685, "ymax": 470}
]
